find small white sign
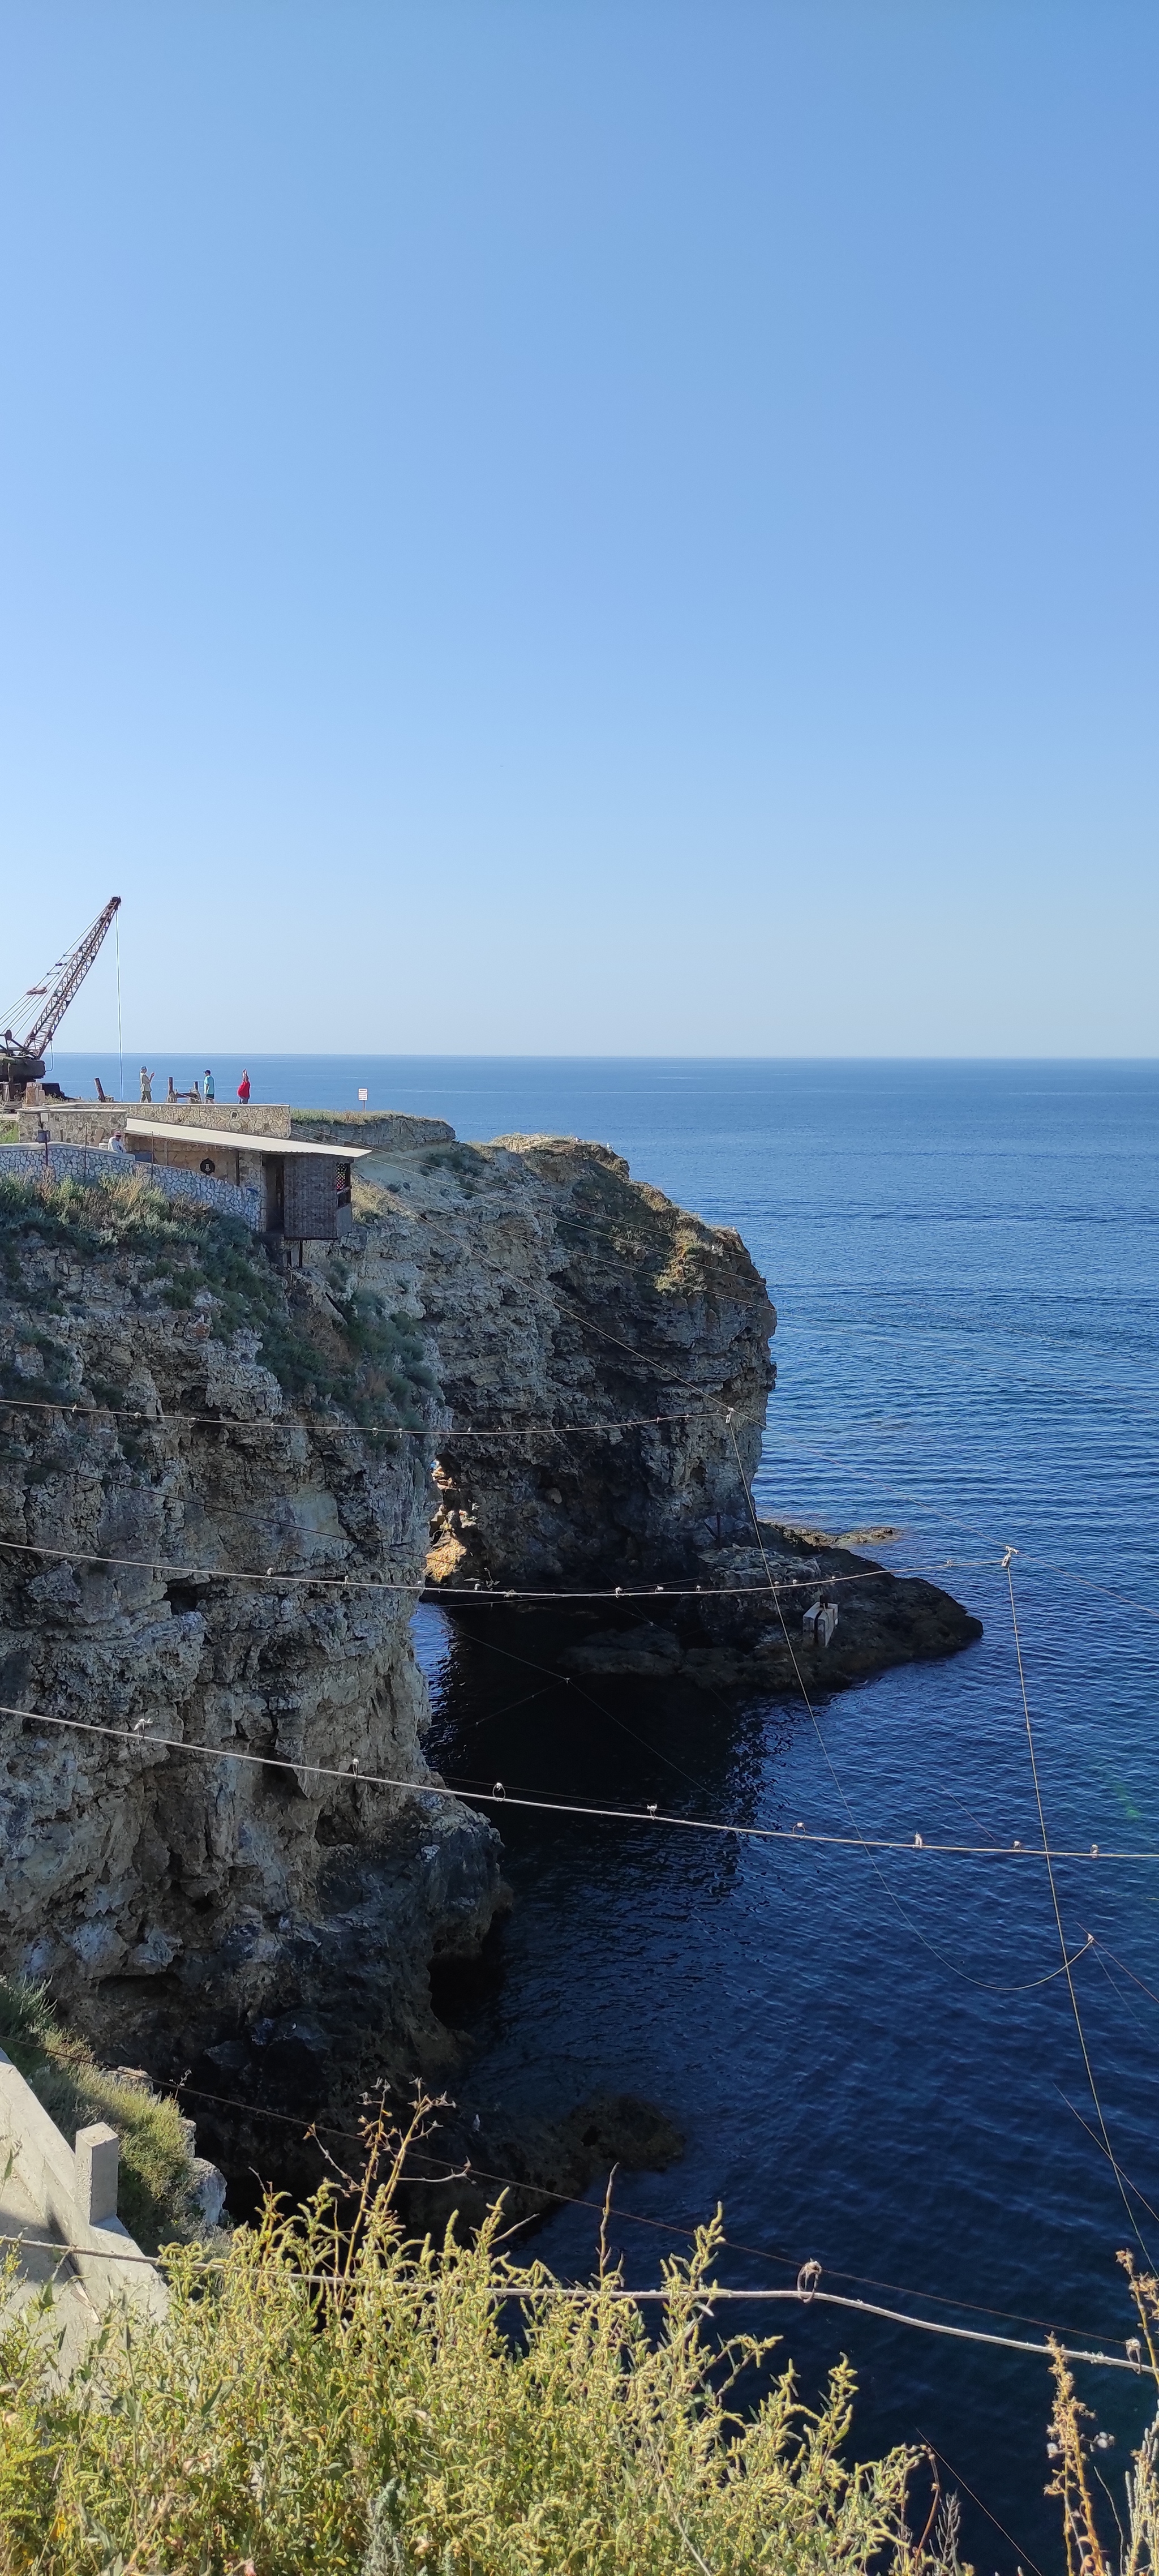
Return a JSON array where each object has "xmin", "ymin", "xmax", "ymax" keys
[{"xmin": 358, "ymin": 1087, "xmax": 368, "ymax": 1104}]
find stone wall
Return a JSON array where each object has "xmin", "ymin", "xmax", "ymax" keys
[
  {"xmin": 14, "ymin": 1101, "xmax": 294, "ymax": 1145},
  {"xmin": 15, "ymin": 1104, "xmax": 459, "ymax": 1151},
  {"xmin": 0, "ymin": 1145, "xmax": 260, "ymax": 1227},
  {"xmin": 131, "ymin": 1101, "xmax": 294, "ymax": 1137}
]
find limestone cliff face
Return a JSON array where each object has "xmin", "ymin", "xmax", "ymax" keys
[
  {"xmin": 0, "ymin": 1125, "xmax": 974, "ymax": 2144},
  {"xmin": 343, "ymin": 1134, "xmax": 977, "ymax": 1688},
  {"xmin": 0, "ymin": 1182, "xmax": 501, "ymax": 2092},
  {"xmin": 349, "ymin": 1134, "xmax": 777, "ymax": 1587},
  {"xmin": 0, "ymin": 1134, "xmax": 778, "ymax": 2106}
]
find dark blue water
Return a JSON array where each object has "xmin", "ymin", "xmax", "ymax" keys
[{"xmin": 56, "ymin": 1053, "xmax": 1159, "ymax": 2564}]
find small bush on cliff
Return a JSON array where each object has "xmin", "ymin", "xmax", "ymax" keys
[
  {"xmin": 0, "ymin": 2106, "xmax": 949, "ymax": 2576},
  {"xmin": 418, "ymin": 1142, "xmax": 485, "ymax": 1188},
  {"xmin": 0, "ymin": 1977, "xmax": 200, "ymax": 2252},
  {"xmin": 0, "ymin": 1168, "xmax": 199, "ymax": 1264}
]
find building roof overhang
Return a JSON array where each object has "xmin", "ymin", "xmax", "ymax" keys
[{"xmin": 125, "ymin": 1120, "xmax": 370, "ymax": 1160}]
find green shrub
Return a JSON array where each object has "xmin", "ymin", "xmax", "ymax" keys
[
  {"xmin": 418, "ymin": 1143, "xmax": 485, "ymax": 1188},
  {"xmin": 0, "ymin": 1168, "xmax": 204, "ymax": 1259}
]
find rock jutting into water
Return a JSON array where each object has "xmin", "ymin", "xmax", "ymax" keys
[
  {"xmin": 0, "ymin": 1117, "xmax": 979, "ymax": 2201},
  {"xmin": 355, "ymin": 1129, "xmax": 980, "ymax": 1683}
]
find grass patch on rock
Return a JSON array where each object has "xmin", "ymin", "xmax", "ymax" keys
[{"xmin": 0, "ymin": 1174, "xmax": 436, "ymax": 1430}]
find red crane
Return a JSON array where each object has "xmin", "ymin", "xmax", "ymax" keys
[{"xmin": 1, "ymin": 897, "xmax": 122, "ymax": 1100}]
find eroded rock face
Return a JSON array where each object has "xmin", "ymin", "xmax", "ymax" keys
[
  {"xmin": 0, "ymin": 1134, "xmax": 780, "ymax": 2159},
  {"xmin": 344, "ymin": 1133, "xmax": 977, "ymax": 1687},
  {"xmin": 349, "ymin": 1133, "xmax": 778, "ymax": 1587},
  {"xmin": 0, "ymin": 1195, "xmax": 501, "ymax": 2092},
  {"xmin": 0, "ymin": 1126, "xmax": 977, "ymax": 2189}
]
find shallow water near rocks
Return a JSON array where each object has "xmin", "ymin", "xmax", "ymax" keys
[{"xmin": 59, "ymin": 1053, "xmax": 1159, "ymax": 2562}]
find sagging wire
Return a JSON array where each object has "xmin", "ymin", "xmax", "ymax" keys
[
  {"xmin": 1004, "ymin": 1552, "xmax": 1152, "ymax": 2265},
  {"xmin": 724, "ymin": 1417, "xmax": 1101, "ymax": 1992},
  {"xmin": 168, "ymin": 2074, "xmax": 1141, "ymax": 2351},
  {"xmin": 0, "ymin": 2219, "xmax": 1148, "ymax": 2372},
  {"xmin": 0, "ymin": 1529, "xmax": 985, "ymax": 1599},
  {"xmin": 2, "ymin": 1699, "xmax": 1156, "ymax": 1865}
]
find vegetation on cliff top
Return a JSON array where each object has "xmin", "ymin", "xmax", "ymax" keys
[{"xmin": 0, "ymin": 1172, "xmax": 435, "ymax": 1429}]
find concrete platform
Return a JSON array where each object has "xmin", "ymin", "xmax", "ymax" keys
[{"xmin": 0, "ymin": 2155, "xmax": 100, "ymax": 2374}]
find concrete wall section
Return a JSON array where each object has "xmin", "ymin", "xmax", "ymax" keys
[
  {"xmin": 0, "ymin": 2047, "xmax": 166, "ymax": 2317},
  {"xmin": 15, "ymin": 1105, "xmax": 453, "ymax": 1152},
  {"xmin": 15, "ymin": 1101, "xmax": 292, "ymax": 1145},
  {"xmin": 132, "ymin": 1100, "xmax": 293, "ymax": 1138}
]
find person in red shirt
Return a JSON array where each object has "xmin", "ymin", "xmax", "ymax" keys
[{"xmin": 237, "ymin": 1070, "xmax": 251, "ymax": 1103}]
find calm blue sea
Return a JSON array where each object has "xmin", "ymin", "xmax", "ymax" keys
[{"xmin": 54, "ymin": 1053, "xmax": 1159, "ymax": 2562}]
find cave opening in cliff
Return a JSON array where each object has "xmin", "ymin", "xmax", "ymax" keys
[{"xmin": 164, "ymin": 1579, "xmax": 207, "ymax": 1617}]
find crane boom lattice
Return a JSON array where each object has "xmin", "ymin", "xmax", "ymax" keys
[{"xmin": 1, "ymin": 897, "xmax": 122, "ymax": 1098}]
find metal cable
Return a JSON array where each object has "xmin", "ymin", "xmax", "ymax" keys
[{"xmin": 1, "ymin": 1699, "xmax": 1153, "ymax": 1862}]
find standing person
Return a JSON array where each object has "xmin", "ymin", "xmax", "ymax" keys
[
  {"xmin": 237, "ymin": 1069, "xmax": 251, "ymax": 1104},
  {"xmin": 203, "ymin": 1068, "xmax": 215, "ymax": 1103},
  {"xmin": 139, "ymin": 1066, "xmax": 153, "ymax": 1103}
]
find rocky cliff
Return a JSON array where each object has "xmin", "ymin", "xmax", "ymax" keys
[
  {"xmin": 347, "ymin": 1131, "xmax": 776, "ymax": 1588},
  {"xmin": 346, "ymin": 1130, "xmax": 978, "ymax": 1686},
  {"xmin": 0, "ymin": 1168, "xmax": 502, "ymax": 2114},
  {"xmin": 0, "ymin": 1125, "xmax": 978, "ymax": 2191}
]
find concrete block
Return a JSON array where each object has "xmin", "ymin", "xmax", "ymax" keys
[
  {"xmin": 0, "ymin": 2050, "xmax": 166, "ymax": 2318},
  {"xmin": 75, "ymin": 2123, "xmax": 119, "ymax": 2225}
]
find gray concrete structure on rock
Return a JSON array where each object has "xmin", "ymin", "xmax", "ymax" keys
[
  {"xmin": 0, "ymin": 2047, "xmax": 166, "ymax": 2318},
  {"xmin": 126, "ymin": 1120, "xmax": 368, "ymax": 1242},
  {"xmin": 14, "ymin": 1099, "xmax": 294, "ymax": 1145}
]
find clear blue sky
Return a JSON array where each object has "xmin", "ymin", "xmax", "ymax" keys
[{"xmin": 2, "ymin": 2, "xmax": 1156, "ymax": 1056}]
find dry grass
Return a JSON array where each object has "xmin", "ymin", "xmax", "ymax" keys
[
  {"xmin": 1047, "ymin": 2252, "xmax": 1159, "ymax": 2576},
  {"xmin": 0, "ymin": 2099, "xmax": 964, "ymax": 2576}
]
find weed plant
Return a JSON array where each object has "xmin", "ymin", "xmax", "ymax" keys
[
  {"xmin": 8, "ymin": 2087, "xmax": 1159, "ymax": 2571},
  {"xmin": 1046, "ymin": 2251, "xmax": 1159, "ymax": 2576},
  {"xmin": 0, "ymin": 2102, "xmax": 958, "ymax": 2576}
]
